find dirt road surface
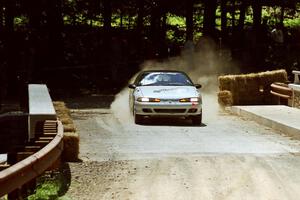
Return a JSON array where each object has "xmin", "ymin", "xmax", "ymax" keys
[{"xmin": 64, "ymin": 90, "xmax": 300, "ymax": 200}]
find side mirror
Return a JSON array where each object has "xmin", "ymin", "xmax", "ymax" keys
[
  {"xmin": 128, "ymin": 84, "xmax": 136, "ymax": 89},
  {"xmin": 194, "ymin": 84, "xmax": 202, "ymax": 89}
]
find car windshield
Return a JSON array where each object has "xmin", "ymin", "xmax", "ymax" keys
[{"xmin": 137, "ymin": 72, "xmax": 193, "ymax": 86}]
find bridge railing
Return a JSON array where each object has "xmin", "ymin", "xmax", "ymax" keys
[
  {"xmin": 0, "ymin": 120, "xmax": 63, "ymax": 198},
  {"xmin": 28, "ymin": 84, "xmax": 56, "ymax": 140},
  {"xmin": 0, "ymin": 84, "xmax": 64, "ymax": 199},
  {"xmin": 292, "ymin": 70, "xmax": 300, "ymax": 84},
  {"xmin": 289, "ymin": 71, "xmax": 300, "ymax": 107}
]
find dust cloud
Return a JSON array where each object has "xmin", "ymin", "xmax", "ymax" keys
[
  {"xmin": 111, "ymin": 36, "xmax": 239, "ymax": 123},
  {"xmin": 111, "ymin": 88, "xmax": 134, "ymax": 123}
]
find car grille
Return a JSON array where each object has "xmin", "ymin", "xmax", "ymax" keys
[
  {"xmin": 160, "ymin": 99, "xmax": 179, "ymax": 102},
  {"xmin": 154, "ymin": 109, "xmax": 186, "ymax": 113}
]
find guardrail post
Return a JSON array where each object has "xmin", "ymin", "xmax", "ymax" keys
[
  {"xmin": 288, "ymin": 71, "xmax": 300, "ymax": 108},
  {"xmin": 0, "ymin": 120, "xmax": 64, "ymax": 198},
  {"xmin": 293, "ymin": 70, "xmax": 300, "ymax": 84},
  {"xmin": 20, "ymin": 178, "xmax": 36, "ymax": 198},
  {"xmin": 6, "ymin": 151, "xmax": 36, "ymax": 199},
  {"xmin": 8, "ymin": 187, "xmax": 22, "ymax": 200}
]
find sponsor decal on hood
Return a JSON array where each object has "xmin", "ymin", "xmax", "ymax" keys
[{"xmin": 138, "ymin": 86, "xmax": 199, "ymax": 98}]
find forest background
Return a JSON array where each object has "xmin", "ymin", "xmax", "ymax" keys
[{"xmin": 0, "ymin": 0, "xmax": 300, "ymax": 99}]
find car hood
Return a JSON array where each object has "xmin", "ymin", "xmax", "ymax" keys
[{"xmin": 137, "ymin": 86, "xmax": 200, "ymax": 98}]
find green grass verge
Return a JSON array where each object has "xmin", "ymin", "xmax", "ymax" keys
[{"xmin": 27, "ymin": 169, "xmax": 71, "ymax": 200}]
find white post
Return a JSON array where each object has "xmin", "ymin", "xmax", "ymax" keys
[
  {"xmin": 293, "ymin": 70, "xmax": 300, "ymax": 84},
  {"xmin": 28, "ymin": 84, "xmax": 57, "ymax": 140}
]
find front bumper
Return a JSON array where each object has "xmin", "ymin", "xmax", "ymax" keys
[{"xmin": 134, "ymin": 101, "xmax": 202, "ymax": 116}]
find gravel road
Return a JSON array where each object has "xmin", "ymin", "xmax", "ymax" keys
[{"xmin": 64, "ymin": 90, "xmax": 300, "ymax": 200}]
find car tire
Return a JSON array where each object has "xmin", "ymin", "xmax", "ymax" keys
[
  {"xmin": 134, "ymin": 113, "xmax": 143, "ymax": 124},
  {"xmin": 192, "ymin": 114, "xmax": 202, "ymax": 125}
]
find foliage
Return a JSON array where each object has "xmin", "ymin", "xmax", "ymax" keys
[
  {"xmin": 2, "ymin": 0, "xmax": 300, "ymax": 91},
  {"xmin": 27, "ymin": 172, "xmax": 71, "ymax": 200},
  {"xmin": 284, "ymin": 18, "xmax": 300, "ymax": 27},
  {"xmin": 167, "ymin": 13, "xmax": 185, "ymax": 28},
  {"xmin": 14, "ymin": 16, "xmax": 29, "ymax": 27},
  {"xmin": 166, "ymin": 13, "xmax": 186, "ymax": 44}
]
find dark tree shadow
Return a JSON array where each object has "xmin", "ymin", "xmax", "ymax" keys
[{"xmin": 57, "ymin": 162, "xmax": 72, "ymax": 197}]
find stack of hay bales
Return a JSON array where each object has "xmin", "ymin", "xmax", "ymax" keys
[
  {"xmin": 218, "ymin": 69, "xmax": 288, "ymax": 106},
  {"xmin": 218, "ymin": 90, "xmax": 233, "ymax": 107},
  {"xmin": 53, "ymin": 101, "xmax": 79, "ymax": 162}
]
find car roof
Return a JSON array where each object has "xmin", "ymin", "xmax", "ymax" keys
[
  {"xmin": 140, "ymin": 70, "xmax": 186, "ymax": 73},
  {"xmin": 134, "ymin": 70, "xmax": 194, "ymax": 85}
]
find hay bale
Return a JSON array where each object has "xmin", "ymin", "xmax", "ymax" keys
[
  {"xmin": 218, "ymin": 90, "xmax": 233, "ymax": 107},
  {"xmin": 60, "ymin": 118, "xmax": 73, "ymax": 125},
  {"xmin": 53, "ymin": 101, "xmax": 74, "ymax": 126},
  {"xmin": 218, "ymin": 75, "xmax": 234, "ymax": 91},
  {"xmin": 62, "ymin": 132, "xmax": 80, "ymax": 162},
  {"xmin": 63, "ymin": 123, "xmax": 76, "ymax": 132},
  {"xmin": 53, "ymin": 102, "xmax": 67, "ymax": 112},
  {"xmin": 56, "ymin": 110, "xmax": 71, "ymax": 117},
  {"xmin": 53, "ymin": 101, "xmax": 66, "ymax": 107},
  {"xmin": 57, "ymin": 113, "xmax": 72, "ymax": 122},
  {"xmin": 53, "ymin": 101, "xmax": 71, "ymax": 115},
  {"xmin": 258, "ymin": 69, "xmax": 287, "ymax": 84},
  {"xmin": 218, "ymin": 69, "xmax": 288, "ymax": 105},
  {"xmin": 53, "ymin": 101, "xmax": 79, "ymax": 162}
]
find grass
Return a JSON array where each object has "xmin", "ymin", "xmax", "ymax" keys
[
  {"xmin": 27, "ymin": 171, "xmax": 72, "ymax": 200},
  {"xmin": 25, "ymin": 99, "xmax": 76, "ymax": 200}
]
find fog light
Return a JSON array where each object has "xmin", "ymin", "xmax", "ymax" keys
[
  {"xmin": 188, "ymin": 108, "xmax": 197, "ymax": 113},
  {"xmin": 143, "ymin": 109, "xmax": 152, "ymax": 113}
]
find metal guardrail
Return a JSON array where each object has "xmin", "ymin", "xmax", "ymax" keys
[
  {"xmin": 0, "ymin": 120, "xmax": 63, "ymax": 197},
  {"xmin": 270, "ymin": 82, "xmax": 293, "ymax": 105},
  {"xmin": 270, "ymin": 83, "xmax": 293, "ymax": 99}
]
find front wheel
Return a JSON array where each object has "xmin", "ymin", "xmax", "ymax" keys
[
  {"xmin": 191, "ymin": 114, "xmax": 202, "ymax": 125},
  {"xmin": 134, "ymin": 113, "xmax": 143, "ymax": 124}
]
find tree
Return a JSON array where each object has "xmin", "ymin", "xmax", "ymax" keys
[
  {"xmin": 221, "ymin": 0, "xmax": 228, "ymax": 37},
  {"xmin": 203, "ymin": 0, "xmax": 217, "ymax": 37},
  {"xmin": 0, "ymin": 2, "xmax": 3, "ymax": 29},
  {"xmin": 103, "ymin": 0, "xmax": 112, "ymax": 33},
  {"xmin": 231, "ymin": 0, "xmax": 236, "ymax": 29},
  {"xmin": 26, "ymin": 0, "xmax": 43, "ymax": 29},
  {"xmin": 46, "ymin": 0, "xmax": 64, "ymax": 66},
  {"xmin": 186, "ymin": 0, "xmax": 194, "ymax": 41},
  {"xmin": 238, "ymin": 0, "xmax": 247, "ymax": 31},
  {"xmin": 3, "ymin": 0, "xmax": 14, "ymax": 32},
  {"xmin": 252, "ymin": 0, "xmax": 262, "ymax": 30},
  {"xmin": 150, "ymin": 0, "xmax": 162, "ymax": 57},
  {"xmin": 2, "ymin": 0, "xmax": 17, "ymax": 94},
  {"xmin": 136, "ymin": 0, "xmax": 144, "ymax": 38}
]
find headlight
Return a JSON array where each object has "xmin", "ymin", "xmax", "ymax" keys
[
  {"xmin": 137, "ymin": 97, "xmax": 160, "ymax": 102},
  {"xmin": 179, "ymin": 97, "xmax": 199, "ymax": 102},
  {"xmin": 137, "ymin": 97, "xmax": 149, "ymax": 102},
  {"xmin": 190, "ymin": 97, "xmax": 199, "ymax": 102}
]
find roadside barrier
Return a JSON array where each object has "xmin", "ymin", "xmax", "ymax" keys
[
  {"xmin": 0, "ymin": 120, "xmax": 63, "ymax": 199},
  {"xmin": 289, "ymin": 71, "xmax": 300, "ymax": 108},
  {"xmin": 270, "ymin": 82, "xmax": 292, "ymax": 105}
]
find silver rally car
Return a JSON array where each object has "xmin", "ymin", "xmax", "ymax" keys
[{"xmin": 128, "ymin": 70, "xmax": 202, "ymax": 125}]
